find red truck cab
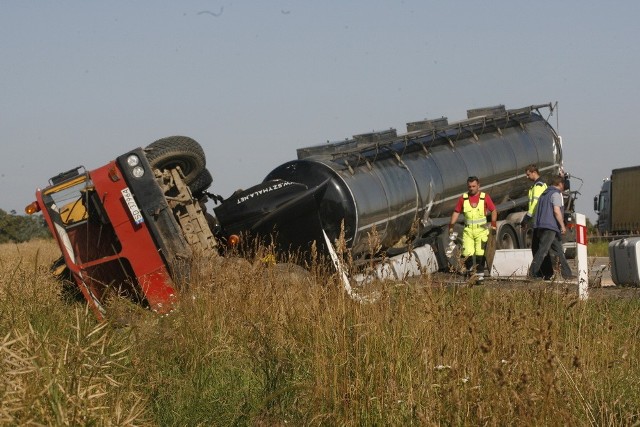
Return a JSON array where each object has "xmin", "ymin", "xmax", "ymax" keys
[{"xmin": 29, "ymin": 148, "xmax": 201, "ymax": 319}]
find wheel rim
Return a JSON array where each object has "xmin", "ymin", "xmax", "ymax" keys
[{"xmin": 499, "ymin": 227, "xmax": 517, "ymax": 249}]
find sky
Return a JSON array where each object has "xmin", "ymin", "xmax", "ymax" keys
[{"xmin": 2, "ymin": 1, "xmax": 639, "ymax": 223}]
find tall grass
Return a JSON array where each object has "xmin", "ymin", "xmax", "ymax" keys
[
  {"xmin": 1, "ymin": 240, "xmax": 640, "ymax": 425},
  {"xmin": 588, "ymin": 240, "xmax": 609, "ymax": 257}
]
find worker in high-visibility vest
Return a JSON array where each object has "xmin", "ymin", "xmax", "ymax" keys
[
  {"xmin": 521, "ymin": 164, "xmax": 553, "ymax": 279},
  {"xmin": 523, "ymin": 164, "xmax": 547, "ymax": 224},
  {"xmin": 449, "ymin": 176, "xmax": 498, "ymax": 283}
]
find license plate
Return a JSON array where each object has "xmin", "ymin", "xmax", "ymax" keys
[{"xmin": 121, "ymin": 187, "xmax": 144, "ymax": 225}]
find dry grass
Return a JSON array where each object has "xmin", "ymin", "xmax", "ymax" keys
[
  {"xmin": 0, "ymin": 241, "xmax": 149, "ymax": 425},
  {"xmin": 2, "ymin": 240, "xmax": 640, "ymax": 425}
]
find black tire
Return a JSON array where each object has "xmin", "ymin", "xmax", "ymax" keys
[
  {"xmin": 497, "ymin": 225, "xmax": 518, "ymax": 250},
  {"xmin": 145, "ymin": 136, "xmax": 206, "ymax": 185},
  {"xmin": 189, "ymin": 168, "xmax": 214, "ymax": 196},
  {"xmin": 522, "ymin": 226, "xmax": 534, "ymax": 249},
  {"xmin": 564, "ymin": 244, "xmax": 577, "ymax": 260}
]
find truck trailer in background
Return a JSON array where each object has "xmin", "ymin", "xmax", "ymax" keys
[{"xmin": 594, "ymin": 165, "xmax": 640, "ymax": 235}]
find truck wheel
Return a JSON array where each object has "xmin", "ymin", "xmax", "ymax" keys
[
  {"xmin": 523, "ymin": 227, "xmax": 534, "ymax": 249},
  {"xmin": 145, "ymin": 136, "xmax": 206, "ymax": 184},
  {"xmin": 497, "ymin": 226, "xmax": 517, "ymax": 249},
  {"xmin": 190, "ymin": 168, "xmax": 214, "ymax": 197}
]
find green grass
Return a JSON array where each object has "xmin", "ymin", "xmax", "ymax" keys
[
  {"xmin": 2, "ymin": 241, "xmax": 640, "ymax": 425},
  {"xmin": 588, "ymin": 239, "xmax": 609, "ymax": 257}
]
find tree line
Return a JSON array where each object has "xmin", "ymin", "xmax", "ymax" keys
[{"xmin": 0, "ymin": 209, "xmax": 51, "ymax": 243}]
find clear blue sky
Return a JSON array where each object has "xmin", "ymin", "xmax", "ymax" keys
[{"xmin": 2, "ymin": 1, "xmax": 639, "ymax": 223}]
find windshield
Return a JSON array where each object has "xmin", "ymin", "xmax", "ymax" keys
[{"xmin": 42, "ymin": 175, "xmax": 94, "ymax": 227}]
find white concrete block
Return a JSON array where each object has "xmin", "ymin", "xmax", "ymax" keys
[{"xmin": 490, "ymin": 249, "xmax": 532, "ymax": 278}]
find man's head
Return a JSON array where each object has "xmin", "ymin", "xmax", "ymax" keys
[
  {"xmin": 525, "ymin": 164, "xmax": 540, "ymax": 182},
  {"xmin": 549, "ymin": 175, "xmax": 564, "ymax": 190},
  {"xmin": 467, "ymin": 176, "xmax": 480, "ymax": 195}
]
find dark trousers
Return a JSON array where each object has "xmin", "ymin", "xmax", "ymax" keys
[
  {"xmin": 529, "ymin": 228, "xmax": 573, "ymax": 279},
  {"xmin": 531, "ymin": 229, "xmax": 554, "ymax": 279}
]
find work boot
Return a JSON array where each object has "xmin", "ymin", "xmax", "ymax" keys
[
  {"xmin": 464, "ymin": 257, "xmax": 474, "ymax": 274},
  {"xmin": 476, "ymin": 256, "xmax": 485, "ymax": 283},
  {"xmin": 528, "ymin": 272, "xmax": 544, "ymax": 281},
  {"xmin": 464, "ymin": 256, "xmax": 476, "ymax": 280}
]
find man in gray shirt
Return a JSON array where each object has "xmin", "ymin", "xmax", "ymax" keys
[{"xmin": 528, "ymin": 175, "xmax": 575, "ymax": 280}]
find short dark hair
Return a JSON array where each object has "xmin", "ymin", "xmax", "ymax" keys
[
  {"xmin": 467, "ymin": 176, "xmax": 479, "ymax": 184},
  {"xmin": 525, "ymin": 164, "xmax": 539, "ymax": 173},
  {"xmin": 549, "ymin": 175, "xmax": 564, "ymax": 187}
]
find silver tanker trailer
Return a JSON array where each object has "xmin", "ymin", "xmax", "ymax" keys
[{"xmin": 257, "ymin": 102, "xmax": 577, "ymax": 274}]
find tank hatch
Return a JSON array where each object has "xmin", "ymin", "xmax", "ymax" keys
[
  {"xmin": 352, "ymin": 128, "xmax": 397, "ymax": 144},
  {"xmin": 406, "ymin": 117, "xmax": 449, "ymax": 133},
  {"xmin": 466, "ymin": 105, "xmax": 506, "ymax": 119}
]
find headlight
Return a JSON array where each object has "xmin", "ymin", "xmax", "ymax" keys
[
  {"xmin": 132, "ymin": 166, "xmax": 145, "ymax": 178},
  {"xmin": 127, "ymin": 154, "xmax": 140, "ymax": 167}
]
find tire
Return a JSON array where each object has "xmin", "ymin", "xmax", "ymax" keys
[
  {"xmin": 564, "ymin": 243, "xmax": 577, "ymax": 260},
  {"xmin": 523, "ymin": 226, "xmax": 534, "ymax": 249},
  {"xmin": 189, "ymin": 168, "xmax": 213, "ymax": 196},
  {"xmin": 497, "ymin": 225, "xmax": 518, "ymax": 250},
  {"xmin": 145, "ymin": 136, "xmax": 206, "ymax": 185}
]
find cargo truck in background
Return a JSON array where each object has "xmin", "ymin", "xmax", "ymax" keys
[
  {"xmin": 594, "ymin": 165, "xmax": 640, "ymax": 235},
  {"xmin": 26, "ymin": 103, "xmax": 578, "ymax": 319}
]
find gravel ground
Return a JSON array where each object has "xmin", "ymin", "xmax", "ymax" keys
[{"xmin": 430, "ymin": 256, "xmax": 640, "ymax": 299}]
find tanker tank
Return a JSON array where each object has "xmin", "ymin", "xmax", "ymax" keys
[{"xmin": 265, "ymin": 103, "xmax": 564, "ymax": 257}]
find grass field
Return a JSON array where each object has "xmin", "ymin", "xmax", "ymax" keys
[
  {"xmin": 588, "ymin": 240, "xmax": 609, "ymax": 257},
  {"xmin": 1, "ymin": 240, "xmax": 639, "ymax": 425}
]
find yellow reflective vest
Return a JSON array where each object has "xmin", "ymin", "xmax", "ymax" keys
[
  {"xmin": 527, "ymin": 179, "xmax": 547, "ymax": 216},
  {"xmin": 463, "ymin": 192, "xmax": 487, "ymax": 227}
]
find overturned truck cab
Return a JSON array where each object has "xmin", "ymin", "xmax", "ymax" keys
[
  {"xmin": 27, "ymin": 103, "xmax": 576, "ymax": 318},
  {"xmin": 27, "ymin": 143, "xmax": 218, "ymax": 318}
]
